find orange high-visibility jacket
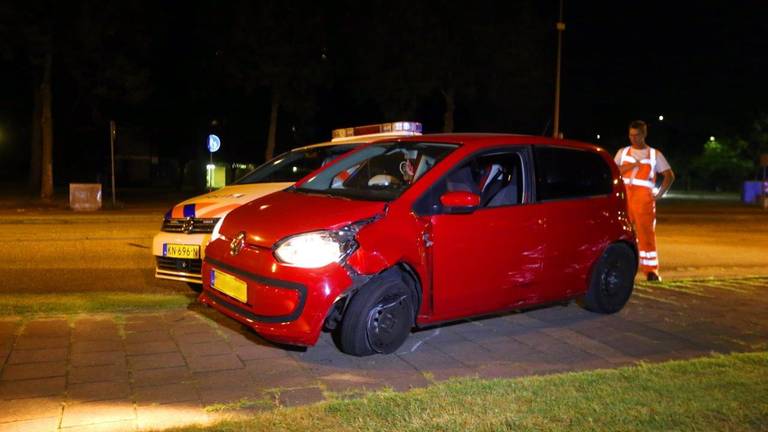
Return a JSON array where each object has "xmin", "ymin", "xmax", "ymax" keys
[{"xmin": 618, "ymin": 146, "xmax": 659, "ymax": 273}]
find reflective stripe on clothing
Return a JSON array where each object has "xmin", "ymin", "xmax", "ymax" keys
[
  {"xmin": 620, "ymin": 153, "xmax": 656, "ymax": 167},
  {"xmin": 617, "ymin": 147, "xmax": 659, "ymax": 190},
  {"xmin": 615, "ymin": 146, "xmax": 670, "ymax": 172},
  {"xmin": 623, "ymin": 178, "xmax": 655, "ymax": 189},
  {"xmin": 640, "ymin": 248, "xmax": 659, "ymax": 267}
]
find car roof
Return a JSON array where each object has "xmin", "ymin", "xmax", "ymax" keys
[{"xmin": 378, "ymin": 133, "xmax": 607, "ymax": 154}]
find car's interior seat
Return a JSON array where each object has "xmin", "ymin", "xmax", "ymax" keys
[
  {"xmin": 446, "ymin": 165, "xmax": 481, "ymax": 194},
  {"xmin": 487, "ymin": 166, "xmax": 519, "ymax": 207},
  {"xmin": 479, "ymin": 164, "xmax": 508, "ymax": 206},
  {"xmin": 478, "ymin": 162, "xmax": 524, "ymax": 207}
]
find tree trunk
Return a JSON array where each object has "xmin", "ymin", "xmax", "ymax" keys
[
  {"xmin": 28, "ymin": 86, "xmax": 42, "ymax": 193},
  {"xmin": 264, "ymin": 90, "xmax": 279, "ymax": 162},
  {"xmin": 441, "ymin": 87, "xmax": 455, "ymax": 133},
  {"xmin": 40, "ymin": 52, "xmax": 54, "ymax": 201}
]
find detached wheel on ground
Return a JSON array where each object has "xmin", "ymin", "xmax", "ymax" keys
[
  {"xmin": 336, "ymin": 271, "xmax": 415, "ymax": 356},
  {"xmin": 584, "ymin": 243, "xmax": 637, "ymax": 314}
]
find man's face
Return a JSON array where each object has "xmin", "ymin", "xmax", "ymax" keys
[{"xmin": 629, "ymin": 128, "xmax": 646, "ymax": 148}]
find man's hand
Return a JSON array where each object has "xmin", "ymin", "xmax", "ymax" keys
[{"xmin": 655, "ymin": 169, "xmax": 676, "ymax": 198}]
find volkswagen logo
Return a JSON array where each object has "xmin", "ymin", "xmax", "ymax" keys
[
  {"xmin": 181, "ymin": 218, "xmax": 194, "ymax": 234},
  {"xmin": 230, "ymin": 231, "xmax": 246, "ymax": 256}
]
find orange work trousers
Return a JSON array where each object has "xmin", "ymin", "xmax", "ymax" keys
[{"xmin": 625, "ymin": 185, "xmax": 659, "ymax": 274}]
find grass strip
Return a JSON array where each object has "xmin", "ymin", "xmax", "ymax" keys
[
  {"xmin": 0, "ymin": 292, "xmax": 193, "ymax": 315},
  {"xmin": 636, "ymin": 275, "xmax": 768, "ymax": 289},
  {"xmin": 166, "ymin": 351, "xmax": 767, "ymax": 432}
]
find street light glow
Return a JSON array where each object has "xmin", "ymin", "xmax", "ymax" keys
[
  {"xmin": 658, "ymin": 115, "xmax": 664, "ymax": 121},
  {"xmin": 596, "ymin": 134, "xmax": 601, "ymax": 140},
  {"xmin": 710, "ymin": 136, "xmax": 716, "ymax": 142}
]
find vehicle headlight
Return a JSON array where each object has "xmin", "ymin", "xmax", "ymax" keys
[
  {"xmin": 211, "ymin": 217, "xmax": 226, "ymax": 241},
  {"xmin": 274, "ymin": 230, "xmax": 357, "ymax": 268}
]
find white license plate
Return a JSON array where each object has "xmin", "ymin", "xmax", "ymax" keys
[{"xmin": 163, "ymin": 244, "xmax": 200, "ymax": 259}]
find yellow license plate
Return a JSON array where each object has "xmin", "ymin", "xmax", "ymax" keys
[
  {"xmin": 211, "ymin": 269, "xmax": 248, "ymax": 303},
  {"xmin": 163, "ymin": 244, "xmax": 200, "ymax": 259}
]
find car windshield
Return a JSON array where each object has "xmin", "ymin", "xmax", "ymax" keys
[
  {"xmin": 235, "ymin": 144, "xmax": 357, "ymax": 184},
  {"xmin": 295, "ymin": 141, "xmax": 457, "ymax": 201}
]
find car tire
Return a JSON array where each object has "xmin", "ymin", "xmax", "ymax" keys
[
  {"xmin": 584, "ymin": 243, "xmax": 637, "ymax": 314},
  {"xmin": 337, "ymin": 271, "xmax": 415, "ymax": 356}
]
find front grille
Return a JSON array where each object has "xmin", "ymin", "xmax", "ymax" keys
[
  {"xmin": 161, "ymin": 218, "xmax": 219, "ymax": 234},
  {"xmin": 156, "ymin": 256, "xmax": 203, "ymax": 274}
]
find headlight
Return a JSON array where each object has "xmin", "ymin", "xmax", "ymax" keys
[
  {"xmin": 274, "ymin": 230, "xmax": 357, "ymax": 268},
  {"xmin": 211, "ymin": 217, "xmax": 225, "ymax": 241}
]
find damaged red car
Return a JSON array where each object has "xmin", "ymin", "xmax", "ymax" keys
[{"xmin": 199, "ymin": 134, "xmax": 637, "ymax": 356}]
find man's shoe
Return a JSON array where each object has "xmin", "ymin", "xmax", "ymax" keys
[{"xmin": 646, "ymin": 272, "xmax": 662, "ymax": 282}]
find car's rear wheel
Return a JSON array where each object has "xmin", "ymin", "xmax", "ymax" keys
[
  {"xmin": 584, "ymin": 243, "xmax": 637, "ymax": 314},
  {"xmin": 337, "ymin": 271, "xmax": 415, "ymax": 356}
]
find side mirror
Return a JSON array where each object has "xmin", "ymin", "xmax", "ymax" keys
[{"xmin": 440, "ymin": 191, "xmax": 480, "ymax": 214}]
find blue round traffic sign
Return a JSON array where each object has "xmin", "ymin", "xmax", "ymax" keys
[{"xmin": 207, "ymin": 134, "xmax": 221, "ymax": 152}]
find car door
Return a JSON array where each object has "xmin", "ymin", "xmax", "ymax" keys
[
  {"xmin": 531, "ymin": 145, "xmax": 616, "ymax": 300},
  {"xmin": 416, "ymin": 148, "xmax": 546, "ymax": 322}
]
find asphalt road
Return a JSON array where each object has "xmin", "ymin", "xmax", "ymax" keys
[
  {"xmin": 0, "ymin": 200, "xmax": 766, "ymax": 293},
  {"xmin": 0, "ymin": 212, "xmax": 181, "ymax": 293},
  {"xmin": 658, "ymin": 208, "xmax": 768, "ymax": 279}
]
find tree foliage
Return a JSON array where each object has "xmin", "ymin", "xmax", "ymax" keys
[
  {"xmin": 690, "ymin": 138, "xmax": 754, "ymax": 191},
  {"xmin": 1, "ymin": 1, "xmax": 154, "ymax": 195},
  {"xmin": 337, "ymin": 1, "xmax": 547, "ymax": 132},
  {"xmin": 222, "ymin": 1, "xmax": 330, "ymax": 160},
  {"xmin": 63, "ymin": 2, "xmax": 154, "ymax": 120},
  {"xmin": 746, "ymin": 113, "xmax": 768, "ymax": 167},
  {"xmin": 2, "ymin": 0, "xmax": 551, "ymax": 188}
]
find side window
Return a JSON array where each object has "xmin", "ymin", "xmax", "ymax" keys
[
  {"xmin": 474, "ymin": 153, "xmax": 524, "ymax": 208},
  {"xmin": 414, "ymin": 150, "xmax": 524, "ymax": 214},
  {"xmin": 533, "ymin": 146, "xmax": 612, "ymax": 201}
]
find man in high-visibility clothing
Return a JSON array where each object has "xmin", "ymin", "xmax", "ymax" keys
[{"xmin": 615, "ymin": 120, "xmax": 675, "ymax": 281}]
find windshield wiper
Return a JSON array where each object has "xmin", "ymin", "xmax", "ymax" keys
[{"xmin": 292, "ymin": 188, "xmax": 351, "ymax": 200}]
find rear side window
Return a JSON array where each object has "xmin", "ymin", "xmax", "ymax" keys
[{"xmin": 533, "ymin": 146, "xmax": 612, "ymax": 201}]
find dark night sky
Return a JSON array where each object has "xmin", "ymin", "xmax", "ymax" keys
[
  {"xmin": 0, "ymin": 0, "xmax": 766, "ymax": 187},
  {"xmin": 562, "ymin": 1, "xmax": 768, "ymax": 145}
]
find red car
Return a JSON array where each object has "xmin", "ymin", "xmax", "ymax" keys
[{"xmin": 200, "ymin": 134, "xmax": 637, "ymax": 356}]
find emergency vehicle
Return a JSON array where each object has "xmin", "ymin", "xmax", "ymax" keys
[{"xmin": 152, "ymin": 121, "xmax": 423, "ymax": 286}]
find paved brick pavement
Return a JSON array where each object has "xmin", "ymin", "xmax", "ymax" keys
[{"xmin": 0, "ymin": 277, "xmax": 766, "ymax": 431}]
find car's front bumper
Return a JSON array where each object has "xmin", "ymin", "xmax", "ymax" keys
[
  {"xmin": 200, "ymin": 238, "xmax": 354, "ymax": 347},
  {"xmin": 152, "ymin": 232, "xmax": 211, "ymax": 284}
]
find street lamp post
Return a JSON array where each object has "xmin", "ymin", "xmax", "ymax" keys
[
  {"xmin": 109, "ymin": 120, "xmax": 117, "ymax": 207},
  {"xmin": 553, "ymin": 0, "xmax": 565, "ymax": 139}
]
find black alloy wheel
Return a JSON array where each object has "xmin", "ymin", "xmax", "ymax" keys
[{"xmin": 584, "ymin": 243, "xmax": 637, "ymax": 314}]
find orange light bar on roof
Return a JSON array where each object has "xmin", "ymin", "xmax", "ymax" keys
[{"xmin": 331, "ymin": 121, "xmax": 423, "ymax": 139}]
